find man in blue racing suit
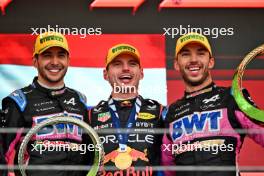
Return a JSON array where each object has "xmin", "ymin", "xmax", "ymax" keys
[
  {"xmin": 162, "ymin": 32, "xmax": 264, "ymax": 176},
  {"xmin": 2, "ymin": 31, "xmax": 91, "ymax": 176}
]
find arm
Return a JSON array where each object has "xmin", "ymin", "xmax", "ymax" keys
[
  {"xmin": 75, "ymin": 91, "xmax": 95, "ymax": 170},
  {"xmin": 152, "ymin": 105, "xmax": 165, "ymax": 176},
  {"xmin": 233, "ymin": 89, "xmax": 264, "ymax": 146},
  {"xmin": 2, "ymin": 98, "xmax": 25, "ymax": 174},
  {"xmin": 0, "ymin": 109, "xmax": 7, "ymax": 176},
  {"xmin": 161, "ymin": 106, "xmax": 176, "ymax": 176},
  {"xmin": 161, "ymin": 134, "xmax": 176, "ymax": 176}
]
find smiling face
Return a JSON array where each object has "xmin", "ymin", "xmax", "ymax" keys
[
  {"xmin": 174, "ymin": 42, "xmax": 215, "ymax": 91},
  {"xmin": 33, "ymin": 46, "xmax": 69, "ymax": 87},
  {"xmin": 104, "ymin": 54, "xmax": 143, "ymax": 96}
]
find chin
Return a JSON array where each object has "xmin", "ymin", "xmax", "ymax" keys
[
  {"xmin": 190, "ymin": 78, "xmax": 207, "ymax": 86},
  {"xmin": 183, "ymin": 76, "xmax": 202, "ymax": 86},
  {"xmin": 47, "ymin": 77, "xmax": 63, "ymax": 83}
]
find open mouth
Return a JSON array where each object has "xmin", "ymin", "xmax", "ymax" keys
[
  {"xmin": 187, "ymin": 65, "xmax": 201, "ymax": 76},
  {"xmin": 48, "ymin": 69, "xmax": 61, "ymax": 73},
  {"xmin": 46, "ymin": 65, "xmax": 63, "ymax": 74},
  {"xmin": 119, "ymin": 75, "xmax": 133, "ymax": 83}
]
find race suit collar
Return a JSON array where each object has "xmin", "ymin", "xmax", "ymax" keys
[
  {"xmin": 109, "ymin": 95, "xmax": 144, "ymax": 107},
  {"xmin": 31, "ymin": 77, "xmax": 66, "ymax": 97},
  {"xmin": 114, "ymin": 97, "xmax": 136, "ymax": 108},
  {"xmin": 184, "ymin": 82, "xmax": 216, "ymax": 99}
]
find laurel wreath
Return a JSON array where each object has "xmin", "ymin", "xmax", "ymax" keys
[
  {"xmin": 232, "ymin": 44, "xmax": 264, "ymax": 122},
  {"xmin": 18, "ymin": 116, "xmax": 104, "ymax": 176}
]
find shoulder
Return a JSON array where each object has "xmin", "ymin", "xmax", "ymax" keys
[
  {"xmin": 141, "ymin": 97, "xmax": 164, "ymax": 112},
  {"xmin": 66, "ymin": 88, "xmax": 86, "ymax": 100},
  {"xmin": 139, "ymin": 97, "xmax": 166, "ymax": 120},
  {"xmin": 219, "ymin": 85, "xmax": 249, "ymax": 102},
  {"xmin": 140, "ymin": 95, "xmax": 164, "ymax": 108},
  {"xmin": 164, "ymin": 97, "xmax": 191, "ymax": 122},
  {"xmin": 168, "ymin": 97, "xmax": 186, "ymax": 112},
  {"xmin": 207, "ymin": 85, "xmax": 228, "ymax": 96},
  {"xmin": 229, "ymin": 86, "xmax": 256, "ymax": 107},
  {"xmin": 2, "ymin": 84, "xmax": 33, "ymax": 112},
  {"xmin": 90, "ymin": 100, "xmax": 108, "ymax": 114},
  {"xmin": 66, "ymin": 88, "xmax": 89, "ymax": 109}
]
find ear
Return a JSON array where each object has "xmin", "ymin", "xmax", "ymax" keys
[
  {"xmin": 33, "ymin": 57, "xmax": 38, "ymax": 68},
  {"xmin": 103, "ymin": 69, "xmax": 109, "ymax": 81},
  {"xmin": 208, "ymin": 57, "xmax": 215, "ymax": 69},
  {"xmin": 67, "ymin": 55, "xmax": 70, "ymax": 64},
  {"xmin": 140, "ymin": 67, "xmax": 144, "ymax": 80},
  {"xmin": 174, "ymin": 58, "xmax": 180, "ymax": 71}
]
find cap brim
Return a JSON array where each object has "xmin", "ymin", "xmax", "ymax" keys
[
  {"xmin": 107, "ymin": 51, "xmax": 140, "ymax": 66},
  {"xmin": 34, "ymin": 44, "xmax": 69, "ymax": 56},
  {"xmin": 177, "ymin": 41, "xmax": 212, "ymax": 57}
]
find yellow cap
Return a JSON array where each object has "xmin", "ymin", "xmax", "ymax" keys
[
  {"xmin": 175, "ymin": 33, "xmax": 212, "ymax": 58},
  {"xmin": 106, "ymin": 44, "xmax": 141, "ymax": 67},
  {"xmin": 33, "ymin": 31, "xmax": 69, "ymax": 57}
]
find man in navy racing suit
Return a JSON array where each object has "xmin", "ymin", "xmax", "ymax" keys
[
  {"xmin": 89, "ymin": 44, "xmax": 165, "ymax": 176},
  {"xmin": 162, "ymin": 32, "xmax": 264, "ymax": 176},
  {"xmin": 2, "ymin": 31, "xmax": 91, "ymax": 176}
]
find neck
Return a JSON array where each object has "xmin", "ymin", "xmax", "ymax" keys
[
  {"xmin": 111, "ymin": 92, "xmax": 138, "ymax": 100},
  {"xmin": 37, "ymin": 79, "xmax": 64, "ymax": 90},
  {"xmin": 185, "ymin": 76, "xmax": 213, "ymax": 93}
]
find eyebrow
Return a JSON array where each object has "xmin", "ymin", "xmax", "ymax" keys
[
  {"xmin": 111, "ymin": 59, "xmax": 122, "ymax": 63},
  {"xmin": 42, "ymin": 50, "xmax": 67, "ymax": 55},
  {"xmin": 180, "ymin": 47, "xmax": 208, "ymax": 53},
  {"xmin": 197, "ymin": 48, "xmax": 207, "ymax": 52},
  {"xmin": 179, "ymin": 49, "xmax": 190, "ymax": 53},
  {"xmin": 42, "ymin": 51, "xmax": 52, "ymax": 55},
  {"xmin": 58, "ymin": 50, "xmax": 67, "ymax": 54},
  {"xmin": 128, "ymin": 59, "xmax": 139, "ymax": 63}
]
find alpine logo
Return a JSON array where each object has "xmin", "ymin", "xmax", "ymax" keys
[
  {"xmin": 64, "ymin": 98, "xmax": 76, "ymax": 106},
  {"xmin": 202, "ymin": 94, "xmax": 220, "ymax": 104}
]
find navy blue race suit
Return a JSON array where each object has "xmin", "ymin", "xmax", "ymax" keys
[
  {"xmin": 2, "ymin": 77, "xmax": 92, "ymax": 176},
  {"xmin": 162, "ymin": 83, "xmax": 264, "ymax": 176}
]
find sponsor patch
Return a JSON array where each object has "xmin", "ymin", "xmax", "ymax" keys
[
  {"xmin": 138, "ymin": 113, "xmax": 155, "ymax": 120},
  {"xmin": 170, "ymin": 110, "xmax": 222, "ymax": 141},
  {"xmin": 98, "ymin": 112, "xmax": 111, "ymax": 122}
]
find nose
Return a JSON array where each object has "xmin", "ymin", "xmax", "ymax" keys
[
  {"xmin": 189, "ymin": 53, "xmax": 198, "ymax": 62},
  {"xmin": 50, "ymin": 56, "xmax": 59, "ymax": 65},
  {"xmin": 122, "ymin": 62, "xmax": 130, "ymax": 71}
]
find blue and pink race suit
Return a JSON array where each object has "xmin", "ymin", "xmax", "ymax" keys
[
  {"xmin": 1, "ymin": 77, "xmax": 91, "ymax": 176},
  {"xmin": 162, "ymin": 83, "xmax": 264, "ymax": 176}
]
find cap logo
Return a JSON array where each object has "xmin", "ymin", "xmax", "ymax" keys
[
  {"xmin": 112, "ymin": 45, "xmax": 136, "ymax": 54},
  {"xmin": 40, "ymin": 35, "xmax": 64, "ymax": 44},
  {"xmin": 180, "ymin": 34, "xmax": 204, "ymax": 43}
]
